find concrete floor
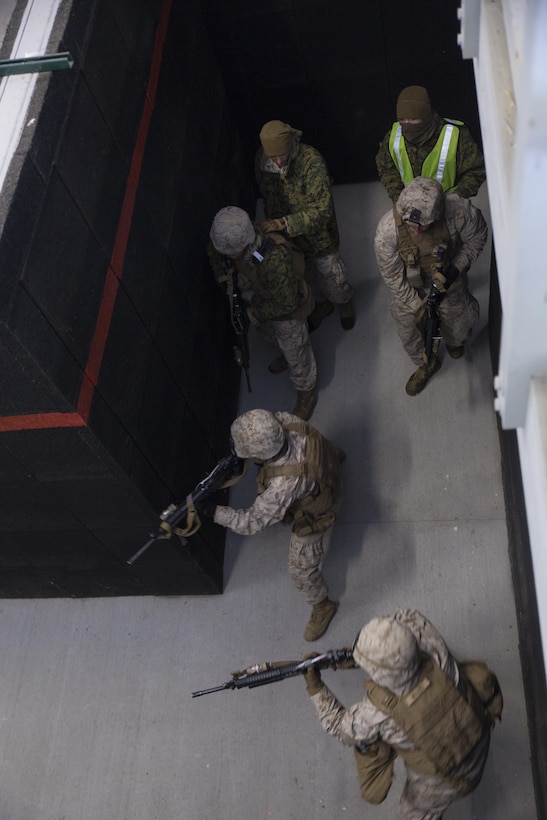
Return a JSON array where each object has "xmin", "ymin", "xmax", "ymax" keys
[{"xmin": 0, "ymin": 182, "xmax": 537, "ymax": 820}]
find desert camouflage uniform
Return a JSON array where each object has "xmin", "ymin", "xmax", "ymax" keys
[
  {"xmin": 376, "ymin": 112, "xmax": 486, "ymax": 203},
  {"xmin": 214, "ymin": 411, "xmax": 340, "ymax": 604},
  {"xmin": 255, "ymin": 129, "xmax": 353, "ymax": 305},
  {"xmin": 309, "ymin": 609, "xmax": 491, "ymax": 819},
  {"xmin": 207, "ymin": 234, "xmax": 316, "ymax": 392},
  {"xmin": 374, "ymin": 191, "xmax": 488, "ymax": 365}
]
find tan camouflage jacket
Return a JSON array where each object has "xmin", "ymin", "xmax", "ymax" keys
[
  {"xmin": 213, "ymin": 412, "xmax": 318, "ymax": 535},
  {"xmin": 309, "ymin": 609, "xmax": 459, "ymax": 750},
  {"xmin": 375, "ymin": 112, "xmax": 486, "ymax": 202},
  {"xmin": 374, "ymin": 194, "xmax": 488, "ymax": 313},
  {"xmin": 254, "ymin": 129, "xmax": 340, "ymax": 260}
]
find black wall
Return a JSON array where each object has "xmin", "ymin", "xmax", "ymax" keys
[
  {"xmin": 0, "ymin": 0, "xmax": 255, "ymax": 595},
  {"xmin": 0, "ymin": 0, "xmax": 488, "ymax": 599},
  {"xmin": 202, "ymin": 0, "xmax": 481, "ymax": 185}
]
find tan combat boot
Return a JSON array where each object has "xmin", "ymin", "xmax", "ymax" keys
[
  {"xmin": 405, "ymin": 357, "xmax": 441, "ymax": 396},
  {"xmin": 292, "ymin": 389, "xmax": 317, "ymax": 420},
  {"xmin": 304, "ymin": 597, "xmax": 337, "ymax": 641}
]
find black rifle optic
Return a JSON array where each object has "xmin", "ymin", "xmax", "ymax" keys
[
  {"xmin": 191, "ymin": 648, "xmax": 354, "ymax": 697},
  {"xmin": 127, "ymin": 453, "xmax": 245, "ymax": 566}
]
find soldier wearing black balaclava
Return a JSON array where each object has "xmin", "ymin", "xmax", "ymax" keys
[{"xmin": 376, "ymin": 86, "xmax": 486, "ymax": 203}]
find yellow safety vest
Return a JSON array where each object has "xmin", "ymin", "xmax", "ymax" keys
[{"xmin": 389, "ymin": 120, "xmax": 462, "ymax": 192}]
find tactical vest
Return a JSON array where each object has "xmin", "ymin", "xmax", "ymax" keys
[
  {"xmin": 365, "ymin": 656, "xmax": 488, "ymax": 784},
  {"xmin": 393, "ymin": 208, "xmax": 459, "ymax": 289},
  {"xmin": 257, "ymin": 421, "xmax": 345, "ymax": 536},
  {"xmin": 389, "ymin": 119, "xmax": 462, "ymax": 192},
  {"xmin": 233, "ymin": 233, "xmax": 312, "ymax": 320}
]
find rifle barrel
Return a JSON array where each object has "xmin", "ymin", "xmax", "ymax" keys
[{"xmin": 127, "ymin": 534, "xmax": 157, "ymax": 566}]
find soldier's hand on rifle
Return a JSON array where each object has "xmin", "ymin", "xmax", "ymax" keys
[
  {"xmin": 302, "ymin": 653, "xmax": 324, "ymax": 696},
  {"xmin": 258, "ymin": 218, "xmax": 287, "ymax": 234},
  {"xmin": 332, "ymin": 649, "xmax": 358, "ymax": 670},
  {"xmin": 433, "ymin": 263, "xmax": 459, "ymax": 293}
]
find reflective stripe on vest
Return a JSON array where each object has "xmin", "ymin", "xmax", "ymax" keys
[{"xmin": 389, "ymin": 121, "xmax": 461, "ymax": 192}]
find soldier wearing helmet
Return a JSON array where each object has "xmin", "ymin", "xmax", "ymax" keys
[
  {"xmin": 303, "ymin": 609, "xmax": 500, "ymax": 818},
  {"xmin": 376, "ymin": 85, "xmax": 486, "ymax": 203},
  {"xmin": 374, "ymin": 176, "xmax": 488, "ymax": 395},
  {"xmin": 255, "ymin": 120, "xmax": 355, "ymax": 332},
  {"xmin": 208, "ymin": 206, "xmax": 318, "ymax": 421},
  {"xmin": 199, "ymin": 408, "xmax": 345, "ymax": 641}
]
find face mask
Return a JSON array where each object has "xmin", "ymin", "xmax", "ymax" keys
[{"xmin": 401, "ymin": 119, "xmax": 435, "ymax": 145}]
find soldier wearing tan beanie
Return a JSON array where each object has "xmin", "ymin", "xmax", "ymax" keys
[{"xmin": 376, "ymin": 85, "xmax": 486, "ymax": 202}]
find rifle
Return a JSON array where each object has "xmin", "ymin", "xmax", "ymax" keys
[
  {"xmin": 127, "ymin": 453, "xmax": 246, "ymax": 566},
  {"xmin": 224, "ymin": 258, "xmax": 251, "ymax": 393},
  {"xmin": 231, "ymin": 283, "xmax": 252, "ymax": 393},
  {"xmin": 420, "ymin": 288, "xmax": 442, "ymax": 365},
  {"xmin": 419, "ymin": 242, "xmax": 449, "ymax": 364},
  {"xmin": 192, "ymin": 648, "xmax": 354, "ymax": 697}
]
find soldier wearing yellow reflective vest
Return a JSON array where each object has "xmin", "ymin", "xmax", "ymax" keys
[{"xmin": 376, "ymin": 86, "xmax": 486, "ymax": 203}]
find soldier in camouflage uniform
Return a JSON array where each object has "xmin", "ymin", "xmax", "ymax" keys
[
  {"xmin": 376, "ymin": 86, "xmax": 486, "ymax": 203},
  {"xmin": 208, "ymin": 206, "xmax": 318, "ymax": 421},
  {"xmin": 304, "ymin": 609, "xmax": 497, "ymax": 819},
  {"xmin": 374, "ymin": 176, "xmax": 487, "ymax": 395},
  {"xmin": 255, "ymin": 120, "xmax": 355, "ymax": 331},
  {"xmin": 201, "ymin": 408, "xmax": 345, "ymax": 641}
]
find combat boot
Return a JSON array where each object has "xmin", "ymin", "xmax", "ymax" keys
[
  {"xmin": 292, "ymin": 389, "xmax": 317, "ymax": 420},
  {"xmin": 338, "ymin": 298, "xmax": 355, "ymax": 330},
  {"xmin": 304, "ymin": 597, "xmax": 337, "ymax": 641},
  {"xmin": 307, "ymin": 300, "xmax": 334, "ymax": 332},
  {"xmin": 405, "ymin": 357, "xmax": 441, "ymax": 396},
  {"xmin": 268, "ymin": 354, "xmax": 288, "ymax": 373}
]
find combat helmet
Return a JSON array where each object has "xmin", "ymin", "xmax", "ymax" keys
[
  {"xmin": 353, "ymin": 616, "xmax": 420, "ymax": 691},
  {"xmin": 230, "ymin": 409, "xmax": 285, "ymax": 461},
  {"xmin": 396, "ymin": 176, "xmax": 444, "ymax": 227},
  {"xmin": 210, "ymin": 206, "xmax": 256, "ymax": 255}
]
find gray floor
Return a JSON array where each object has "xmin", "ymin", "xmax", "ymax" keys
[{"xmin": 0, "ymin": 182, "xmax": 536, "ymax": 820}]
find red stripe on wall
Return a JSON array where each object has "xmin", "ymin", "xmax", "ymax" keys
[
  {"xmin": 0, "ymin": 413, "xmax": 86, "ymax": 432},
  {"xmin": 1, "ymin": 0, "xmax": 173, "ymax": 433}
]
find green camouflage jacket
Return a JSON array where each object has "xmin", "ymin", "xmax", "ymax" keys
[
  {"xmin": 207, "ymin": 234, "xmax": 301, "ymax": 324},
  {"xmin": 254, "ymin": 129, "xmax": 340, "ymax": 260},
  {"xmin": 375, "ymin": 112, "xmax": 486, "ymax": 202}
]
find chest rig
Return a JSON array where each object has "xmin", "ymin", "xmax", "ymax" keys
[
  {"xmin": 257, "ymin": 422, "xmax": 345, "ymax": 536},
  {"xmin": 394, "ymin": 208, "xmax": 460, "ymax": 289}
]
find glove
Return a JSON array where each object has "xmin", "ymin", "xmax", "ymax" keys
[
  {"xmin": 258, "ymin": 218, "xmax": 287, "ymax": 234},
  {"xmin": 332, "ymin": 649, "xmax": 358, "ymax": 670},
  {"xmin": 302, "ymin": 652, "xmax": 323, "ymax": 696},
  {"xmin": 433, "ymin": 264, "xmax": 459, "ymax": 292}
]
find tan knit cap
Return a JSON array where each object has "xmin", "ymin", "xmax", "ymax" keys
[
  {"xmin": 259, "ymin": 120, "xmax": 294, "ymax": 156},
  {"xmin": 396, "ymin": 86, "xmax": 432, "ymax": 121}
]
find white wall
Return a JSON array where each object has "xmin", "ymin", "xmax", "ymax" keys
[{"xmin": 459, "ymin": 0, "xmax": 547, "ymax": 675}]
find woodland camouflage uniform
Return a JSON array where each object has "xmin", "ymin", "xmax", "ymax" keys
[
  {"xmin": 255, "ymin": 123, "xmax": 354, "ymax": 322},
  {"xmin": 376, "ymin": 102, "xmax": 486, "ymax": 203},
  {"xmin": 207, "ymin": 211, "xmax": 317, "ymax": 406}
]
